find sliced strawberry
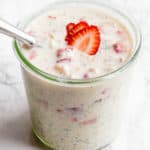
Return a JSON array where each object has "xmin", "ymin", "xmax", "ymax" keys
[
  {"xmin": 67, "ymin": 25, "xmax": 100, "ymax": 55},
  {"xmin": 56, "ymin": 48, "xmax": 66, "ymax": 57},
  {"xmin": 83, "ymin": 73, "xmax": 89, "ymax": 79},
  {"xmin": 69, "ymin": 21, "xmax": 89, "ymax": 36},
  {"xmin": 65, "ymin": 21, "xmax": 89, "ymax": 41},
  {"xmin": 72, "ymin": 117, "xmax": 78, "ymax": 122},
  {"xmin": 113, "ymin": 43, "xmax": 126, "ymax": 53},
  {"xmin": 65, "ymin": 23, "xmax": 76, "ymax": 41},
  {"xmin": 66, "ymin": 23, "xmax": 75, "ymax": 32}
]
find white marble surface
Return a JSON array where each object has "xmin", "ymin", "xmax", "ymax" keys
[{"xmin": 0, "ymin": 0, "xmax": 149, "ymax": 150}]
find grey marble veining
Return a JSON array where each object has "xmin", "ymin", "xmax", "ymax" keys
[{"xmin": 0, "ymin": 0, "xmax": 149, "ymax": 150}]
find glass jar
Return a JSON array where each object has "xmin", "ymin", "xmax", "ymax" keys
[{"xmin": 13, "ymin": 0, "xmax": 141, "ymax": 150}]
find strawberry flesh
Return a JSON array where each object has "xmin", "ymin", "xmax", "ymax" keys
[
  {"xmin": 65, "ymin": 21, "xmax": 101, "ymax": 55},
  {"xmin": 113, "ymin": 43, "xmax": 126, "ymax": 53},
  {"xmin": 65, "ymin": 21, "xmax": 89, "ymax": 42},
  {"xmin": 67, "ymin": 25, "xmax": 100, "ymax": 55},
  {"xmin": 72, "ymin": 117, "xmax": 78, "ymax": 122},
  {"xmin": 68, "ymin": 21, "xmax": 89, "ymax": 37},
  {"xmin": 66, "ymin": 23, "xmax": 75, "ymax": 32},
  {"xmin": 56, "ymin": 48, "xmax": 66, "ymax": 57}
]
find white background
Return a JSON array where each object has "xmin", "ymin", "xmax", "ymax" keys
[{"xmin": 0, "ymin": 0, "xmax": 150, "ymax": 150}]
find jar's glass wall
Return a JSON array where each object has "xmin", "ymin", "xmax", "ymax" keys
[{"xmin": 13, "ymin": 0, "xmax": 141, "ymax": 149}]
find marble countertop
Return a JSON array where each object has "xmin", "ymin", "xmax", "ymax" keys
[{"xmin": 0, "ymin": 0, "xmax": 149, "ymax": 150}]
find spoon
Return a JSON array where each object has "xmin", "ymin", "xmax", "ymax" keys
[{"xmin": 0, "ymin": 19, "xmax": 36, "ymax": 46}]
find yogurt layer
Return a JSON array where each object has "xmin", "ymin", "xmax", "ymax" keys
[{"xmin": 22, "ymin": 6, "xmax": 133, "ymax": 79}]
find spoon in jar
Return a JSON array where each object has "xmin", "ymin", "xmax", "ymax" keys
[{"xmin": 0, "ymin": 19, "xmax": 36, "ymax": 47}]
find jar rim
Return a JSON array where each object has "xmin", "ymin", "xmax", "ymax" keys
[{"xmin": 13, "ymin": 0, "xmax": 142, "ymax": 85}]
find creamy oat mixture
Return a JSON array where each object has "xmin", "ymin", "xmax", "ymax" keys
[
  {"xmin": 22, "ymin": 6, "xmax": 132, "ymax": 79},
  {"xmin": 20, "ymin": 4, "xmax": 135, "ymax": 150}
]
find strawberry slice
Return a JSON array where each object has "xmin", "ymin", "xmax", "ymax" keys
[
  {"xmin": 67, "ymin": 25, "xmax": 100, "ymax": 55},
  {"xmin": 65, "ymin": 21, "xmax": 89, "ymax": 41},
  {"xmin": 65, "ymin": 23, "xmax": 76, "ymax": 41},
  {"xmin": 69, "ymin": 21, "xmax": 89, "ymax": 36},
  {"xmin": 66, "ymin": 23, "xmax": 75, "ymax": 32}
]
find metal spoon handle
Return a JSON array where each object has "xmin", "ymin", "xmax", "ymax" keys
[{"xmin": 0, "ymin": 19, "xmax": 36, "ymax": 46}]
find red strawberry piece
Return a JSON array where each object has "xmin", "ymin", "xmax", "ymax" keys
[
  {"xmin": 65, "ymin": 23, "xmax": 75, "ymax": 41},
  {"xmin": 65, "ymin": 21, "xmax": 89, "ymax": 41},
  {"xmin": 56, "ymin": 48, "xmax": 66, "ymax": 57},
  {"xmin": 113, "ymin": 43, "xmax": 126, "ymax": 53},
  {"xmin": 80, "ymin": 117, "xmax": 97, "ymax": 125},
  {"xmin": 56, "ymin": 58, "xmax": 71, "ymax": 63},
  {"xmin": 69, "ymin": 21, "xmax": 89, "ymax": 36},
  {"xmin": 83, "ymin": 73, "xmax": 89, "ymax": 79},
  {"xmin": 72, "ymin": 117, "xmax": 78, "ymax": 122},
  {"xmin": 66, "ymin": 23, "xmax": 76, "ymax": 32},
  {"xmin": 67, "ymin": 25, "xmax": 100, "ymax": 55}
]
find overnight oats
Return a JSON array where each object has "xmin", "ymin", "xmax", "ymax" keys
[{"xmin": 14, "ymin": 1, "xmax": 141, "ymax": 150}]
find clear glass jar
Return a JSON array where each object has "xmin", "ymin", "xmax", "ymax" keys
[{"xmin": 13, "ymin": 0, "xmax": 141, "ymax": 150}]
